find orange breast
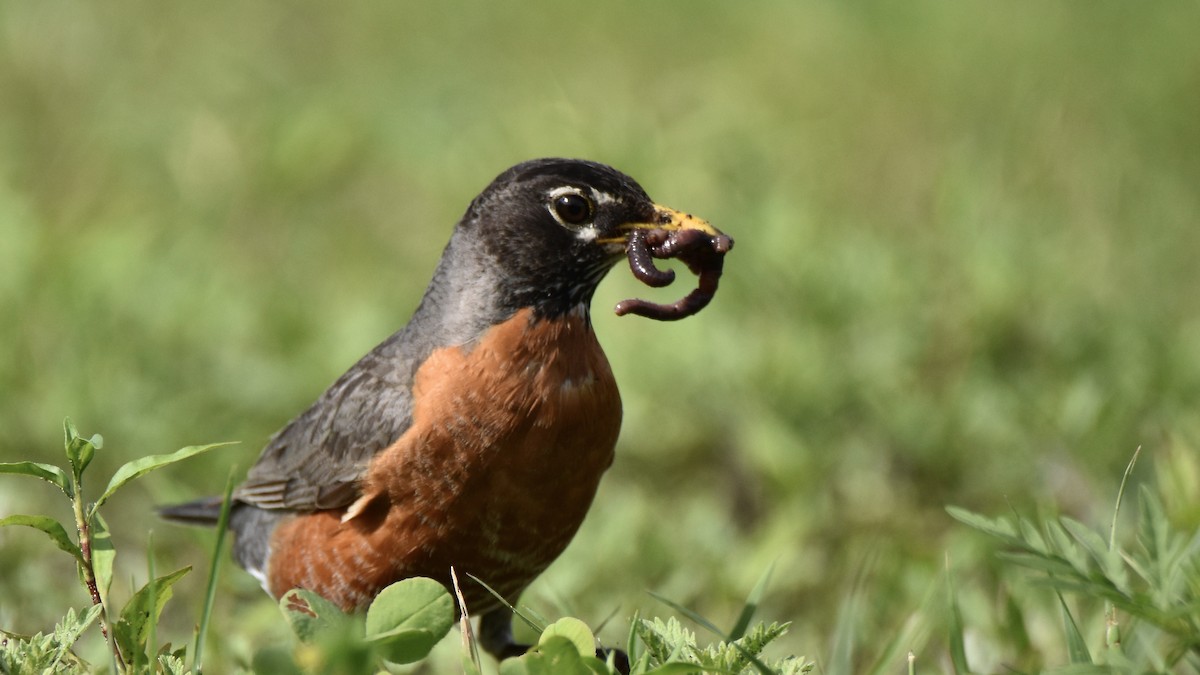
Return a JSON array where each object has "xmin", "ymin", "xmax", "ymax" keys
[{"xmin": 266, "ymin": 308, "xmax": 622, "ymax": 612}]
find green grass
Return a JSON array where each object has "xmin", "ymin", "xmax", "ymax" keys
[{"xmin": 2, "ymin": 0, "xmax": 1199, "ymax": 672}]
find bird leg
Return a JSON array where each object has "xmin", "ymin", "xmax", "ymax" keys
[
  {"xmin": 479, "ymin": 608, "xmax": 529, "ymax": 660},
  {"xmin": 478, "ymin": 607, "xmax": 631, "ymax": 674}
]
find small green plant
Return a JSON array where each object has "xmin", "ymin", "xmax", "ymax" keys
[
  {"xmin": 631, "ymin": 617, "xmax": 810, "ymax": 675},
  {"xmin": 0, "ymin": 606, "xmax": 101, "ymax": 673},
  {"xmin": 459, "ymin": 569, "xmax": 810, "ymax": 674},
  {"xmin": 0, "ymin": 419, "xmax": 231, "ymax": 674},
  {"xmin": 470, "ymin": 607, "xmax": 809, "ymax": 675},
  {"xmin": 263, "ymin": 576, "xmax": 457, "ymax": 673},
  {"xmin": 948, "ymin": 450, "xmax": 1200, "ymax": 673},
  {"xmin": 265, "ymin": 565, "xmax": 811, "ymax": 674}
]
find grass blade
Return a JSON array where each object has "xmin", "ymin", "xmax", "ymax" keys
[
  {"xmin": 1058, "ymin": 593, "xmax": 1093, "ymax": 665},
  {"xmin": 828, "ymin": 588, "xmax": 859, "ymax": 675},
  {"xmin": 146, "ymin": 532, "xmax": 157, "ymax": 672},
  {"xmin": 194, "ymin": 468, "xmax": 237, "ymax": 674},
  {"xmin": 465, "ymin": 572, "xmax": 544, "ymax": 633},
  {"xmin": 645, "ymin": 591, "xmax": 725, "ymax": 638},
  {"xmin": 625, "ymin": 609, "xmax": 643, "ymax": 668},
  {"xmin": 1109, "ymin": 446, "xmax": 1141, "ymax": 551},
  {"xmin": 729, "ymin": 562, "xmax": 774, "ymax": 641},
  {"xmin": 828, "ymin": 550, "xmax": 879, "ymax": 675},
  {"xmin": 451, "ymin": 568, "xmax": 483, "ymax": 675},
  {"xmin": 946, "ymin": 556, "xmax": 970, "ymax": 675}
]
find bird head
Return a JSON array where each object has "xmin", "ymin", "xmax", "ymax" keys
[{"xmin": 458, "ymin": 158, "xmax": 718, "ymax": 318}]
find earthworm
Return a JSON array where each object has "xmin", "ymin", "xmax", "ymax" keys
[
  {"xmin": 615, "ymin": 228, "xmax": 734, "ymax": 321},
  {"xmin": 626, "ymin": 228, "xmax": 675, "ymax": 287}
]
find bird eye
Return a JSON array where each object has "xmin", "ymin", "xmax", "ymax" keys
[{"xmin": 553, "ymin": 193, "xmax": 594, "ymax": 226}]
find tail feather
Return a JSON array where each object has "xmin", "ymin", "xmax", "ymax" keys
[{"xmin": 157, "ymin": 496, "xmax": 225, "ymax": 526}]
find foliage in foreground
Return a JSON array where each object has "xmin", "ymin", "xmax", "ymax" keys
[
  {"xmin": 263, "ymin": 570, "xmax": 811, "ymax": 674},
  {"xmin": 3, "ymin": 423, "xmax": 1199, "ymax": 674},
  {"xmin": 0, "ymin": 420, "xmax": 229, "ymax": 674},
  {"xmin": 0, "ymin": 422, "xmax": 811, "ymax": 674},
  {"xmin": 948, "ymin": 450, "xmax": 1200, "ymax": 674}
]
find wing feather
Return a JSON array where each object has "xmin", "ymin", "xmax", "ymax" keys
[
  {"xmin": 234, "ymin": 329, "xmax": 421, "ymax": 512},
  {"xmin": 231, "ymin": 229, "xmax": 503, "ymax": 513}
]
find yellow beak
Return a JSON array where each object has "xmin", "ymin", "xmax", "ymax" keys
[
  {"xmin": 630, "ymin": 204, "xmax": 721, "ymax": 236},
  {"xmin": 599, "ymin": 204, "xmax": 722, "ymax": 245}
]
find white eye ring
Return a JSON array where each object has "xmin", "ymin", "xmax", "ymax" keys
[{"xmin": 546, "ymin": 187, "xmax": 594, "ymax": 227}]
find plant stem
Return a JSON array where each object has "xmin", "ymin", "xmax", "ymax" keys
[
  {"xmin": 72, "ymin": 474, "xmax": 125, "ymax": 673},
  {"xmin": 1105, "ymin": 446, "xmax": 1141, "ymax": 654}
]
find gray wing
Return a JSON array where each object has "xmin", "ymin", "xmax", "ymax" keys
[
  {"xmin": 234, "ymin": 330, "xmax": 421, "ymax": 512},
  {"xmin": 232, "ymin": 228, "xmax": 506, "ymax": 513}
]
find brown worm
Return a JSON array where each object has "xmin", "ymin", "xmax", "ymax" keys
[
  {"xmin": 626, "ymin": 228, "xmax": 676, "ymax": 287},
  {"xmin": 615, "ymin": 227, "xmax": 734, "ymax": 321}
]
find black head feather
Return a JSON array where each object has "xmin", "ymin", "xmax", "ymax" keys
[{"xmin": 448, "ymin": 158, "xmax": 658, "ymax": 320}]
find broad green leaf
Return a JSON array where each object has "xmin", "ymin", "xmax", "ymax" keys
[
  {"xmin": 0, "ymin": 514, "xmax": 82, "ymax": 562},
  {"xmin": 0, "ymin": 461, "xmax": 72, "ymax": 496},
  {"xmin": 364, "ymin": 578, "xmax": 455, "ymax": 640},
  {"xmin": 368, "ymin": 628, "xmax": 438, "ymax": 664},
  {"xmin": 63, "ymin": 417, "xmax": 79, "ymax": 446},
  {"xmin": 499, "ymin": 636, "xmax": 606, "ymax": 675},
  {"xmin": 63, "ymin": 418, "xmax": 101, "ymax": 476},
  {"xmin": 538, "ymin": 617, "xmax": 595, "ymax": 658},
  {"xmin": 91, "ymin": 442, "xmax": 235, "ymax": 516},
  {"xmin": 279, "ymin": 588, "xmax": 352, "ymax": 643},
  {"xmin": 90, "ymin": 512, "xmax": 115, "ymax": 609},
  {"xmin": 364, "ymin": 577, "xmax": 455, "ymax": 663},
  {"xmin": 114, "ymin": 566, "xmax": 191, "ymax": 658},
  {"xmin": 112, "ymin": 605, "xmax": 138, "ymax": 663}
]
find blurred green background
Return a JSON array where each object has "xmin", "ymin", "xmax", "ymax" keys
[{"xmin": 2, "ymin": 0, "xmax": 1198, "ymax": 671}]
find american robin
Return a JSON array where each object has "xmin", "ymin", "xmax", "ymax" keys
[{"xmin": 160, "ymin": 158, "xmax": 722, "ymax": 663}]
